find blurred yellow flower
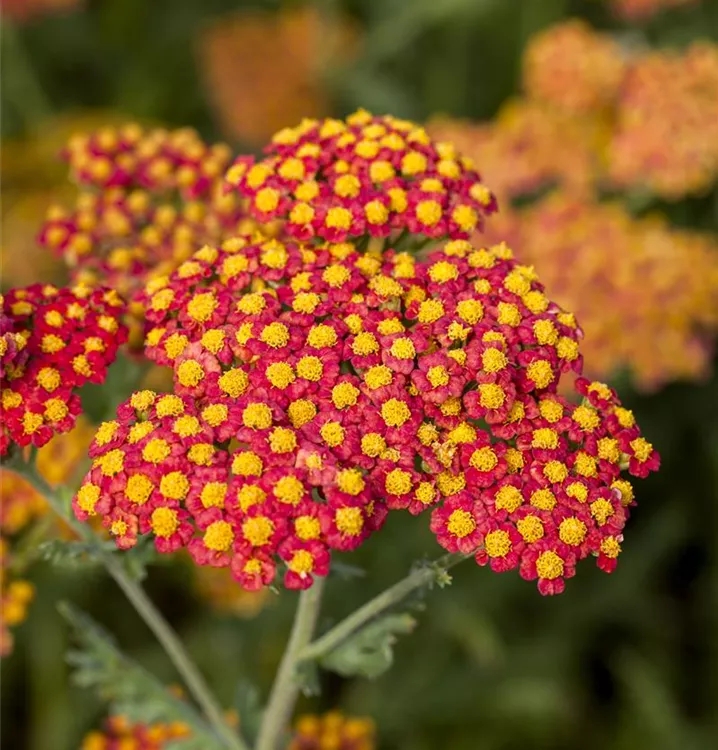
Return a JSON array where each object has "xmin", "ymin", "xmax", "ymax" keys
[{"xmin": 193, "ymin": 564, "xmax": 268, "ymax": 618}]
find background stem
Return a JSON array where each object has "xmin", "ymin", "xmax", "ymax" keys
[{"xmin": 256, "ymin": 577, "xmax": 327, "ymax": 750}]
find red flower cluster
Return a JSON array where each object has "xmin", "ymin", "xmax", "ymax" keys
[
  {"xmin": 225, "ymin": 110, "xmax": 497, "ymax": 243},
  {"xmin": 1, "ymin": 284, "xmax": 127, "ymax": 456},
  {"xmin": 37, "ymin": 125, "xmax": 259, "ymax": 348},
  {"xmin": 80, "ymin": 715, "xmax": 191, "ymax": 750},
  {"xmin": 75, "ymin": 228, "xmax": 659, "ymax": 595},
  {"xmin": 291, "ymin": 711, "xmax": 375, "ymax": 750}
]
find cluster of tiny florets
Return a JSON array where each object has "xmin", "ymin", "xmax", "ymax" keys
[
  {"xmin": 608, "ymin": 42, "xmax": 718, "ymax": 199},
  {"xmin": 80, "ymin": 715, "xmax": 191, "ymax": 750},
  {"xmin": 1, "ymin": 284, "xmax": 127, "ymax": 455},
  {"xmin": 481, "ymin": 194, "xmax": 718, "ymax": 389},
  {"xmin": 428, "ymin": 27, "xmax": 718, "ymax": 389},
  {"xmin": 290, "ymin": 712, "xmax": 375, "ymax": 750},
  {"xmin": 523, "ymin": 19, "xmax": 625, "ymax": 115},
  {"xmin": 37, "ymin": 125, "xmax": 262, "ymax": 347},
  {"xmin": 225, "ymin": 110, "xmax": 497, "ymax": 243},
  {"xmin": 74, "ymin": 226, "xmax": 659, "ymax": 594}
]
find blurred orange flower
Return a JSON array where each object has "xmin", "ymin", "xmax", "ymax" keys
[
  {"xmin": 197, "ymin": 6, "xmax": 359, "ymax": 146},
  {"xmin": 1, "ymin": 112, "xmax": 128, "ymax": 288},
  {"xmin": 481, "ymin": 194, "xmax": 718, "ymax": 390},
  {"xmin": 606, "ymin": 0, "xmax": 699, "ymax": 21},
  {"xmin": 1, "ymin": 0, "xmax": 81, "ymax": 23}
]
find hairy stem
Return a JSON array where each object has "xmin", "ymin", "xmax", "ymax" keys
[
  {"xmin": 256, "ymin": 578, "xmax": 327, "ymax": 750},
  {"xmin": 8, "ymin": 458, "xmax": 248, "ymax": 750},
  {"xmin": 298, "ymin": 553, "xmax": 468, "ymax": 663}
]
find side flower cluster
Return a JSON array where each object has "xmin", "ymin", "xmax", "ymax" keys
[
  {"xmin": 225, "ymin": 110, "xmax": 497, "ymax": 243},
  {"xmin": 1, "ymin": 285, "xmax": 127, "ymax": 455},
  {"xmin": 80, "ymin": 715, "xmax": 191, "ymax": 750},
  {"xmin": 37, "ymin": 125, "xmax": 261, "ymax": 347},
  {"xmin": 74, "ymin": 230, "xmax": 659, "ymax": 595},
  {"xmin": 291, "ymin": 712, "xmax": 375, "ymax": 750}
]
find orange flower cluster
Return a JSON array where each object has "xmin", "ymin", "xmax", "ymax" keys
[
  {"xmin": 290, "ymin": 712, "xmax": 375, "ymax": 750},
  {"xmin": 80, "ymin": 715, "xmax": 191, "ymax": 750},
  {"xmin": 37, "ymin": 125, "xmax": 265, "ymax": 346},
  {"xmin": 523, "ymin": 19, "xmax": 625, "ymax": 116},
  {"xmin": 430, "ymin": 101, "xmax": 600, "ymax": 203},
  {"xmin": 1, "ymin": 471, "xmax": 45, "ymax": 656},
  {"xmin": 428, "ymin": 22, "xmax": 718, "ymax": 388},
  {"xmin": 434, "ymin": 22, "xmax": 718, "ymax": 203},
  {"xmin": 605, "ymin": 0, "xmax": 699, "ymax": 21},
  {"xmin": 1, "ymin": 0, "xmax": 80, "ymax": 23},
  {"xmin": 483, "ymin": 195, "xmax": 718, "ymax": 390},
  {"xmin": 0, "ymin": 420, "xmax": 94, "ymax": 656},
  {"xmin": 198, "ymin": 6, "xmax": 359, "ymax": 146},
  {"xmin": 608, "ymin": 43, "xmax": 718, "ymax": 198}
]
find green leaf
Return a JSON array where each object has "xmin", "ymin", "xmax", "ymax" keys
[
  {"xmin": 120, "ymin": 535, "xmax": 160, "ymax": 582},
  {"xmin": 232, "ymin": 679, "xmax": 263, "ymax": 744},
  {"xmin": 320, "ymin": 613, "xmax": 417, "ymax": 679},
  {"xmin": 40, "ymin": 538, "xmax": 113, "ymax": 569},
  {"xmin": 58, "ymin": 602, "xmax": 223, "ymax": 750}
]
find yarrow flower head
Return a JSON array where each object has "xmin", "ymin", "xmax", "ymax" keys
[
  {"xmin": 73, "ymin": 224, "xmax": 660, "ymax": 595},
  {"xmin": 225, "ymin": 110, "xmax": 497, "ymax": 243},
  {"xmin": 290, "ymin": 711, "xmax": 376, "ymax": 750},
  {"xmin": 1, "ymin": 284, "xmax": 127, "ymax": 456}
]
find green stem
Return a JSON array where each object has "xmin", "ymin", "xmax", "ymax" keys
[
  {"xmin": 2, "ymin": 21, "xmax": 52, "ymax": 126},
  {"xmin": 298, "ymin": 553, "xmax": 468, "ymax": 663},
  {"xmin": 7, "ymin": 458, "xmax": 248, "ymax": 750},
  {"xmin": 256, "ymin": 577, "xmax": 327, "ymax": 750}
]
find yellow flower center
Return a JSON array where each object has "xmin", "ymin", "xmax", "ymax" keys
[
  {"xmin": 335, "ymin": 507, "xmax": 364, "ymax": 535},
  {"xmin": 381, "ymin": 398, "xmax": 411, "ymax": 427},
  {"xmin": 274, "ymin": 476, "xmax": 304, "ymax": 505},
  {"xmin": 485, "ymin": 530, "xmax": 512, "ymax": 558},
  {"xmin": 364, "ymin": 365, "xmax": 393, "ymax": 390},
  {"xmin": 295, "ymin": 516, "xmax": 321, "ymax": 541},
  {"xmin": 243, "ymin": 403, "xmax": 273, "ymax": 430},
  {"xmin": 150, "ymin": 507, "xmax": 179, "ymax": 538},
  {"xmin": 204, "ymin": 521, "xmax": 234, "ymax": 551},
  {"xmin": 385, "ymin": 469, "xmax": 412, "ymax": 496},
  {"xmin": 159, "ymin": 472, "xmax": 188, "ymax": 501},
  {"xmin": 242, "ymin": 516, "xmax": 274, "ymax": 546},
  {"xmin": 77, "ymin": 484, "xmax": 100, "ymax": 514},
  {"xmin": 201, "ymin": 482, "xmax": 227, "ymax": 508},
  {"xmin": 559, "ymin": 518, "xmax": 587, "ymax": 546},
  {"xmin": 177, "ymin": 360, "xmax": 205, "ymax": 388},
  {"xmin": 186, "ymin": 292, "xmax": 218, "ymax": 323},
  {"xmin": 447, "ymin": 509, "xmax": 476, "ymax": 538},
  {"xmin": 517, "ymin": 515, "xmax": 544, "ymax": 542}
]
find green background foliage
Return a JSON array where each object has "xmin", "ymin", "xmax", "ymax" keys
[{"xmin": 2, "ymin": 1, "xmax": 717, "ymax": 748}]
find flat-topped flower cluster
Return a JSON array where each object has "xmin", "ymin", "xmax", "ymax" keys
[{"xmin": 0, "ymin": 110, "xmax": 659, "ymax": 596}]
